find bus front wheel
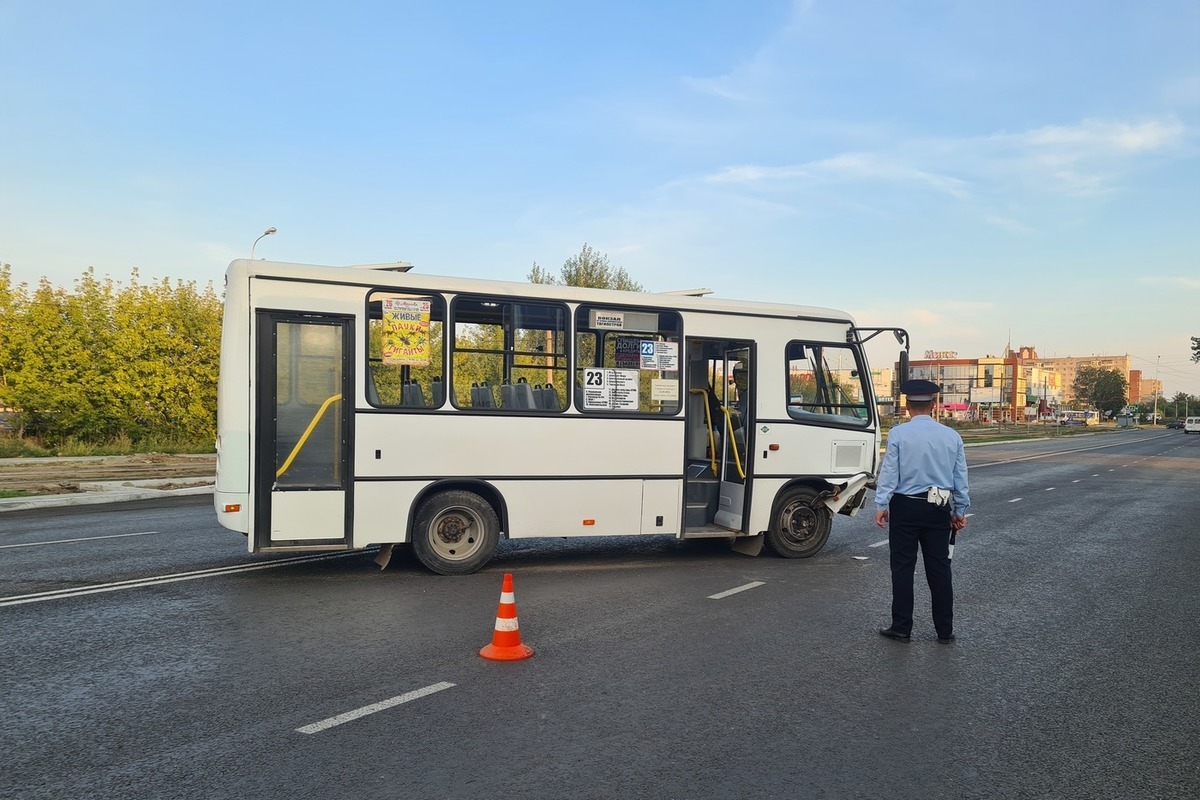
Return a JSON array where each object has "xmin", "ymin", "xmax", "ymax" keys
[
  {"xmin": 765, "ymin": 486, "xmax": 831, "ymax": 558},
  {"xmin": 412, "ymin": 491, "xmax": 500, "ymax": 575}
]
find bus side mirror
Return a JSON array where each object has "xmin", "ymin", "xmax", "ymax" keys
[{"xmin": 899, "ymin": 351, "xmax": 909, "ymax": 383}]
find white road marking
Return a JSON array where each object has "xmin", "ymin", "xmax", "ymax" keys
[
  {"xmin": 1008, "ymin": 498, "xmax": 1023, "ymax": 503},
  {"xmin": 852, "ymin": 556, "xmax": 868, "ymax": 561},
  {"xmin": 1108, "ymin": 469, "xmax": 1115, "ymax": 472},
  {"xmin": 869, "ymin": 539, "xmax": 890, "ymax": 548},
  {"xmin": 1045, "ymin": 487, "xmax": 1056, "ymax": 491},
  {"xmin": 1093, "ymin": 474, "xmax": 1100, "ymax": 477},
  {"xmin": 0, "ymin": 551, "xmax": 364, "ymax": 608},
  {"xmin": 965, "ymin": 513, "xmax": 975, "ymax": 518},
  {"xmin": 0, "ymin": 530, "xmax": 159, "ymax": 549},
  {"xmin": 708, "ymin": 581, "xmax": 765, "ymax": 599},
  {"xmin": 296, "ymin": 682, "xmax": 456, "ymax": 734},
  {"xmin": 1072, "ymin": 480, "xmax": 1081, "ymax": 483}
]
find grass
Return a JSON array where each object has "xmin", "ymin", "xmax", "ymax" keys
[
  {"xmin": 0, "ymin": 489, "xmax": 33, "ymax": 498},
  {"xmin": 0, "ymin": 433, "xmax": 215, "ymax": 459}
]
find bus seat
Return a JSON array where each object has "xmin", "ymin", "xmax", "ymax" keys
[
  {"xmin": 514, "ymin": 377, "xmax": 536, "ymax": 409},
  {"xmin": 540, "ymin": 384, "xmax": 560, "ymax": 411},
  {"xmin": 403, "ymin": 380, "xmax": 427, "ymax": 407},
  {"xmin": 574, "ymin": 382, "xmax": 584, "ymax": 410},
  {"xmin": 431, "ymin": 377, "xmax": 444, "ymax": 407},
  {"xmin": 478, "ymin": 382, "xmax": 495, "ymax": 407},
  {"xmin": 366, "ymin": 371, "xmax": 382, "ymax": 406},
  {"xmin": 500, "ymin": 380, "xmax": 516, "ymax": 408}
]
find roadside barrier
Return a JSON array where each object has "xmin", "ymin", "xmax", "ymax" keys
[{"xmin": 479, "ymin": 572, "xmax": 534, "ymax": 661}]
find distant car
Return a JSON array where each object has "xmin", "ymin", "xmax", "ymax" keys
[{"xmin": 1166, "ymin": 419, "xmax": 1184, "ymax": 429}]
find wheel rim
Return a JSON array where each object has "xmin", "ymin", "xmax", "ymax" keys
[
  {"xmin": 779, "ymin": 499, "xmax": 820, "ymax": 546},
  {"xmin": 427, "ymin": 506, "xmax": 485, "ymax": 561}
]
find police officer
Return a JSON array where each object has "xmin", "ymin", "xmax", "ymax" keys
[{"xmin": 874, "ymin": 379, "xmax": 970, "ymax": 643}]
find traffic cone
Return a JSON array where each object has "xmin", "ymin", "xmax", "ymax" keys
[{"xmin": 479, "ymin": 572, "xmax": 534, "ymax": 661}]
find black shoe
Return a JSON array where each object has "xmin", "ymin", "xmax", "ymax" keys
[
  {"xmin": 879, "ymin": 628, "xmax": 911, "ymax": 642},
  {"xmin": 937, "ymin": 634, "xmax": 956, "ymax": 643}
]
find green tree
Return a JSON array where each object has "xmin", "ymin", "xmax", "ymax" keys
[
  {"xmin": 1191, "ymin": 336, "xmax": 1200, "ymax": 364},
  {"xmin": 527, "ymin": 243, "xmax": 644, "ymax": 290},
  {"xmin": 1072, "ymin": 366, "xmax": 1128, "ymax": 416},
  {"xmin": 1, "ymin": 267, "xmax": 222, "ymax": 445}
]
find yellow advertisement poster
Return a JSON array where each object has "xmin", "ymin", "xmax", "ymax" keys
[{"xmin": 382, "ymin": 298, "xmax": 431, "ymax": 366}]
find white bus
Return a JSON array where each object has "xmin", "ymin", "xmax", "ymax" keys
[
  {"xmin": 214, "ymin": 259, "xmax": 908, "ymax": 574},
  {"xmin": 1057, "ymin": 410, "xmax": 1100, "ymax": 427}
]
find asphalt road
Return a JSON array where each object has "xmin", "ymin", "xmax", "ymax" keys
[{"xmin": 2, "ymin": 430, "xmax": 1197, "ymax": 799}]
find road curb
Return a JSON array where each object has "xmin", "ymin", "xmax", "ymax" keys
[{"xmin": 0, "ymin": 480, "xmax": 214, "ymax": 513}]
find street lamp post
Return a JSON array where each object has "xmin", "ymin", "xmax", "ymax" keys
[{"xmin": 251, "ymin": 226, "xmax": 277, "ymax": 260}]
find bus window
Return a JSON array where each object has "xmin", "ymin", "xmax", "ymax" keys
[
  {"xmin": 786, "ymin": 341, "xmax": 871, "ymax": 426},
  {"xmin": 366, "ymin": 292, "xmax": 445, "ymax": 408},
  {"xmin": 574, "ymin": 306, "xmax": 681, "ymax": 414},
  {"xmin": 450, "ymin": 297, "xmax": 568, "ymax": 411}
]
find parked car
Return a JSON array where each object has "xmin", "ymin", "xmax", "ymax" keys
[{"xmin": 1166, "ymin": 419, "xmax": 1184, "ymax": 429}]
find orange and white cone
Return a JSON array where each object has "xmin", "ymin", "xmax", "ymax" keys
[{"xmin": 479, "ymin": 572, "xmax": 534, "ymax": 661}]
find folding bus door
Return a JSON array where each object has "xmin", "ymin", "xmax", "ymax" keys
[
  {"xmin": 714, "ymin": 346, "xmax": 753, "ymax": 531},
  {"xmin": 254, "ymin": 312, "xmax": 353, "ymax": 549}
]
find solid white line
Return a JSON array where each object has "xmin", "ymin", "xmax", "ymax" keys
[
  {"xmin": 0, "ymin": 551, "xmax": 363, "ymax": 608},
  {"xmin": 0, "ymin": 530, "xmax": 160, "ymax": 549},
  {"xmin": 869, "ymin": 539, "xmax": 890, "ymax": 548},
  {"xmin": 1008, "ymin": 498, "xmax": 1023, "ymax": 503},
  {"xmin": 708, "ymin": 581, "xmax": 766, "ymax": 600},
  {"xmin": 296, "ymin": 682, "xmax": 456, "ymax": 734}
]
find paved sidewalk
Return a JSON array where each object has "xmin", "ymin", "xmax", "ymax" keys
[{"xmin": 0, "ymin": 477, "xmax": 214, "ymax": 513}]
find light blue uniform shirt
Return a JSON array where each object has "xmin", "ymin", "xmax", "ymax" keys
[{"xmin": 875, "ymin": 415, "xmax": 970, "ymax": 516}]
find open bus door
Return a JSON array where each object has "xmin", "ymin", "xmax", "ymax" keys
[
  {"xmin": 714, "ymin": 346, "xmax": 752, "ymax": 531},
  {"xmin": 684, "ymin": 340, "xmax": 754, "ymax": 536},
  {"xmin": 254, "ymin": 312, "xmax": 353, "ymax": 550}
]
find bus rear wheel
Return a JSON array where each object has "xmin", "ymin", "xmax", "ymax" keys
[
  {"xmin": 412, "ymin": 490, "xmax": 500, "ymax": 575},
  {"xmin": 765, "ymin": 486, "xmax": 831, "ymax": 558}
]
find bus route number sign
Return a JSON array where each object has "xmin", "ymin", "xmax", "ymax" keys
[{"xmin": 583, "ymin": 368, "xmax": 639, "ymax": 410}]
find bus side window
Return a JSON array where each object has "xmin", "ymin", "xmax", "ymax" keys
[
  {"xmin": 451, "ymin": 298, "xmax": 568, "ymax": 411},
  {"xmin": 366, "ymin": 291, "xmax": 445, "ymax": 408}
]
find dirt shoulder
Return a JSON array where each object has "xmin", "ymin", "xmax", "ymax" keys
[{"xmin": 0, "ymin": 454, "xmax": 216, "ymax": 494}]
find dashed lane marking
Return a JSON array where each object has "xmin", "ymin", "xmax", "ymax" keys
[
  {"xmin": 1045, "ymin": 487, "xmax": 1056, "ymax": 491},
  {"xmin": 708, "ymin": 581, "xmax": 766, "ymax": 600},
  {"xmin": 869, "ymin": 539, "xmax": 889, "ymax": 548},
  {"xmin": 296, "ymin": 682, "xmax": 456, "ymax": 734},
  {"xmin": 0, "ymin": 530, "xmax": 160, "ymax": 549},
  {"xmin": 1008, "ymin": 498, "xmax": 1023, "ymax": 503}
]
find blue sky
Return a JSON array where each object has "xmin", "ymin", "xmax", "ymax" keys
[{"xmin": 2, "ymin": 0, "xmax": 1198, "ymax": 394}]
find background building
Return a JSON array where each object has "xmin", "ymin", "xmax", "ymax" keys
[{"xmin": 1024, "ymin": 352, "xmax": 1134, "ymax": 404}]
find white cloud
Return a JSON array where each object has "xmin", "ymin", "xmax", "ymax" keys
[
  {"xmin": 1020, "ymin": 118, "xmax": 1185, "ymax": 153},
  {"xmin": 701, "ymin": 153, "xmax": 970, "ymax": 198},
  {"xmin": 1139, "ymin": 276, "xmax": 1200, "ymax": 290},
  {"xmin": 983, "ymin": 214, "xmax": 1035, "ymax": 234}
]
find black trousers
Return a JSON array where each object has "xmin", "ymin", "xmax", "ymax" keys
[{"xmin": 888, "ymin": 494, "xmax": 953, "ymax": 637}]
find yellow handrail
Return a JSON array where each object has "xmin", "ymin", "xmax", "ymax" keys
[
  {"xmin": 722, "ymin": 407, "xmax": 746, "ymax": 480},
  {"xmin": 688, "ymin": 389, "xmax": 719, "ymax": 476},
  {"xmin": 276, "ymin": 393, "xmax": 343, "ymax": 479}
]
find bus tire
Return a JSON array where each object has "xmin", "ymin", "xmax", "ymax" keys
[
  {"xmin": 765, "ymin": 486, "xmax": 831, "ymax": 559},
  {"xmin": 412, "ymin": 490, "xmax": 500, "ymax": 575}
]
